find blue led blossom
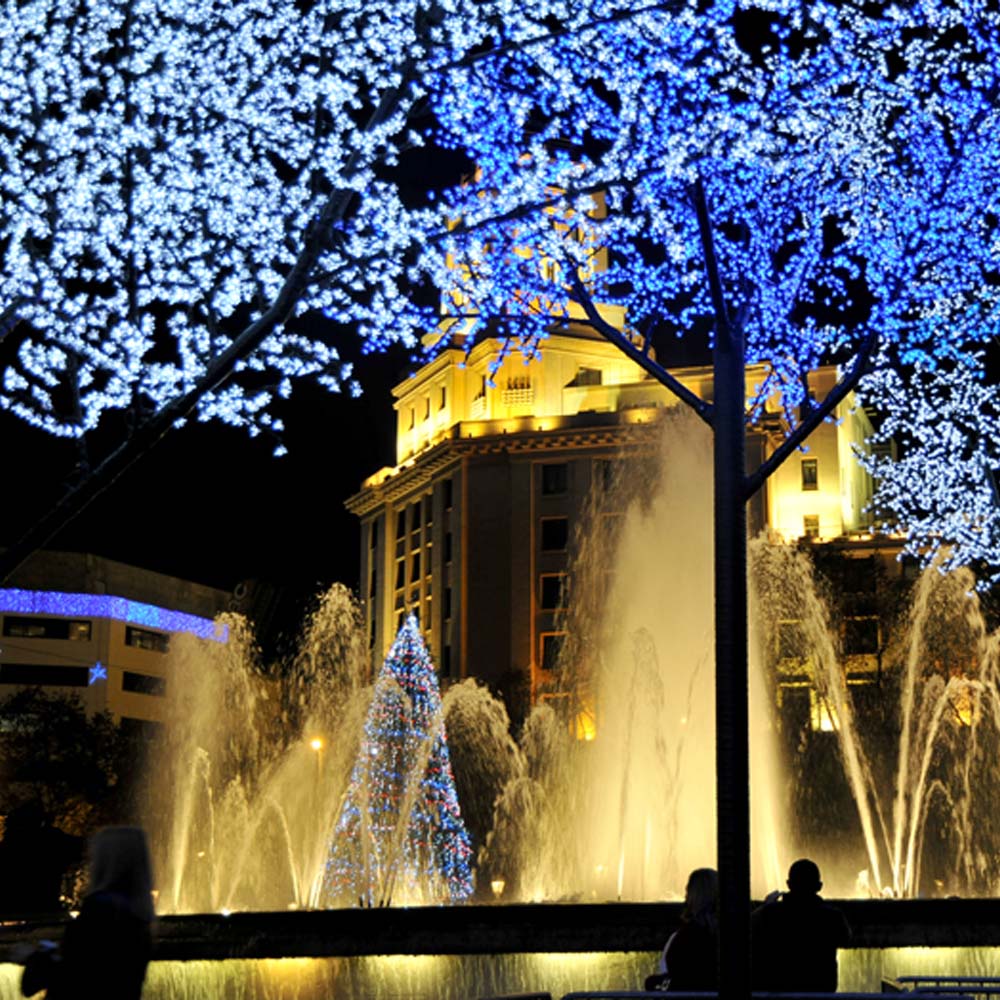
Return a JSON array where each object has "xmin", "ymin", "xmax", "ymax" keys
[
  {"xmin": 0, "ymin": 589, "xmax": 227, "ymax": 642},
  {"xmin": 413, "ymin": 0, "xmax": 1000, "ymax": 580}
]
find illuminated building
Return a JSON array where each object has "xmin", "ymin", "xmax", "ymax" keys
[
  {"xmin": 348, "ymin": 325, "xmax": 883, "ymax": 721},
  {"xmin": 0, "ymin": 550, "xmax": 229, "ymax": 724}
]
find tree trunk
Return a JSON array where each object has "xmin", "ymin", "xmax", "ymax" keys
[{"xmin": 714, "ymin": 321, "xmax": 750, "ymax": 998}]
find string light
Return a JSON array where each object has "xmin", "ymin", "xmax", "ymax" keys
[
  {"xmin": 0, "ymin": 588, "xmax": 227, "ymax": 642},
  {"xmin": 321, "ymin": 613, "xmax": 473, "ymax": 906},
  {"xmin": 2, "ymin": 0, "xmax": 997, "ymax": 574}
]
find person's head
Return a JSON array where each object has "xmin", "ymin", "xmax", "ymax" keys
[
  {"xmin": 786, "ymin": 858, "xmax": 822, "ymax": 896},
  {"xmin": 683, "ymin": 867, "xmax": 719, "ymax": 928},
  {"xmin": 87, "ymin": 827, "xmax": 155, "ymax": 922}
]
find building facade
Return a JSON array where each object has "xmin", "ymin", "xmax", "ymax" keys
[
  {"xmin": 0, "ymin": 550, "xmax": 230, "ymax": 724},
  {"xmin": 348, "ymin": 326, "xmax": 880, "ymax": 720}
]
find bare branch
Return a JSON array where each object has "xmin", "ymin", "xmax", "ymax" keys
[
  {"xmin": 568, "ymin": 269, "xmax": 714, "ymax": 426},
  {"xmin": 745, "ymin": 326, "xmax": 879, "ymax": 498}
]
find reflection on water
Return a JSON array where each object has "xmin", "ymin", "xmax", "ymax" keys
[
  {"xmin": 841, "ymin": 947, "xmax": 1000, "ymax": 992},
  {"xmin": 8, "ymin": 947, "xmax": 1000, "ymax": 999}
]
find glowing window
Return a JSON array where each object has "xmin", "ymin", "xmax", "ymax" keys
[
  {"xmin": 801, "ymin": 458, "xmax": 818, "ymax": 491},
  {"xmin": 125, "ymin": 626, "xmax": 169, "ymax": 653},
  {"xmin": 3, "ymin": 616, "xmax": 91, "ymax": 640},
  {"xmin": 803, "ymin": 514, "xmax": 820, "ymax": 538}
]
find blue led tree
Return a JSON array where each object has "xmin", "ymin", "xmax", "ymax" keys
[
  {"xmin": 0, "ymin": 0, "xmax": 651, "ymax": 581},
  {"xmin": 3, "ymin": 1, "xmax": 1000, "ymax": 989},
  {"xmin": 321, "ymin": 614, "xmax": 472, "ymax": 907},
  {"xmin": 395, "ymin": 3, "xmax": 998, "ymax": 992}
]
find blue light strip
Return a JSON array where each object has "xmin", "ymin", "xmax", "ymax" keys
[{"xmin": 0, "ymin": 589, "xmax": 228, "ymax": 642}]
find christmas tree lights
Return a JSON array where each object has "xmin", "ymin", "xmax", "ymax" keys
[{"xmin": 321, "ymin": 614, "xmax": 472, "ymax": 907}]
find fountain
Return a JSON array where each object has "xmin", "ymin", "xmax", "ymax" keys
[
  {"xmin": 753, "ymin": 542, "xmax": 1000, "ymax": 898},
  {"xmin": 6, "ymin": 414, "xmax": 1000, "ymax": 999},
  {"xmin": 147, "ymin": 586, "xmax": 372, "ymax": 913},
  {"xmin": 143, "ymin": 407, "xmax": 1000, "ymax": 911}
]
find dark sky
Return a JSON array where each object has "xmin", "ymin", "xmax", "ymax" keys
[{"xmin": 1, "ymin": 342, "xmax": 409, "ymax": 607}]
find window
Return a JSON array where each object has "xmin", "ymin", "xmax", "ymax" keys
[
  {"xmin": 411, "ymin": 502, "xmax": 421, "ymax": 534},
  {"xmin": 122, "ymin": 671, "xmax": 166, "ymax": 696},
  {"xmin": 541, "ymin": 463, "xmax": 568, "ymax": 495},
  {"xmin": 125, "ymin": 626, "xmax": 169, "ymax": 653},
  {"xmin": 369, "ymin": 518, "xmax": 379, "ymax": 550},
  {"xmin": 0, "ymin": 663, "xmax": 89, "ymax": 687},
  {"xmin": 778, "ymin": 621, "xmax": 807, "ymax": 660},
  {"xmin": 443, "ymin": 478, "xmax": 453, "ymax": 509},
  {"xmin": 439, "ymin": 386, "xmax": 447, "ymax": 410},
  {"xmin": 444, "ymin": 587, "xmax": 452, "ymax": 620},
  {"xmin": 540, "ymin": 632, "xmax": 566, "ymax": 672},
  {"xmin": 2, "ymin": 616, "xmax": 91, "ymax": 640},
  {"xmin": 369, "ymin": 567, "xmax": 377, "ymax": 598},
  {"xmin": 803, "ymin": 514, "xmax": 820, "ymax": 538},
  {"xmin": 844, "ymin": 617, "xmax": 880, "ymax": 656},
  {"xmin": 541, "ymin": 517, "xmax": 569, "ymax": 551},
  {"xmin": 540, "ymin": 574, "xmax": 567, "ymax": 610},
  {"xmin": 595, "ymin": 458, "xmax": 619, "ymax": 493},
  {"xmin": 396, "ymin": 510, "xmax": 406, "ymax": 540},
  {"xmin": 424, "ymin": 495, "xmax": 433, "ymax": 526},
  {"xmin": 801, "ymin": 458, "xmax": 818, "ymax": 491},
  {"xmin": 395, "ymin": 560, "xmax": 405, "ymax": 589},
  {"xmin": 444, "ymin": 532, "xmax": 453, "ymax": 562},
  {"xmin": 423, "ymin": 397, "xmax": 431, "ymax": 421},
  {"xmin": 574, "ymin": 367, "xmax": 602, "ymax": 386},
  {"xmin": 408, "ymin": 407, "xmax": 415, "ymax": 429},
  {"xmin": 442, "ymin": 644, "xmax": 452, "ymax": 676},
  {"xmin": 410, "ymin": 552, "xmax": 421, "ymax": 582}
]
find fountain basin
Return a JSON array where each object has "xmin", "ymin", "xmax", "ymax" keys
[
  {"xmin": 6, "ymin": 903, "xmax": 1000, "ymax": 999},
  {"xmin": 5, "ymin": 900, "xmax": 1000, "ymax": 962}
]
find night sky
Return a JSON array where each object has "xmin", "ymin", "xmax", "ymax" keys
[{"xmin": 1, "ymin": 338, "xmax": 410, "ymax": 611}]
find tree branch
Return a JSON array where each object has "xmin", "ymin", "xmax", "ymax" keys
[
  {"xmin": 568, "ymin": 269, "xmax": 714, "ymax": 426},
  {"xmin": 744, "ymin": 326, "xmax": 879, "ymax": 499}
]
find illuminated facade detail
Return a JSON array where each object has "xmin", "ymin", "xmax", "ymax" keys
[
  {"xmin": 349, "ymin": 330, "xmax": 876, "ymax": 720},
  {"xmin": 0, "ymin": 551, "xmax": 230, "ymax": 724},
  {"xmin": 0, "ymin": 590, "xmax": 226, "ymax": 642}
]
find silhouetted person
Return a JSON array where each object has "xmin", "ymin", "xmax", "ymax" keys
[
  {"xmin": 752, "ymin": 858, "xmax": 850, "ymax": 992},
  {"xmin": 646, "ymin": 867, "xmax": 719, "ymax": 991},
  {"xmin": 0, "ymin": 801, "xmax": 81, "ymax": 915},
  {"xmin": 22, "ymin": 827, "xmax": 155, "ymax": 1000}
]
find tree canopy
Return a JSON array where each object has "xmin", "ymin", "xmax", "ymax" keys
[
  {"xmin": 2, "ymin": 0, "xmax": 996, "ymax": 577},
  {"xmin": 415, "ymin": 0, "xmax": 1000, "ymax": 579},
  {"xmin": 0, "ymin": 0, "xmax": 642, "ymax": 447}
]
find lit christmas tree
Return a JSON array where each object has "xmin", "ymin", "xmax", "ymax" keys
[{"xmin": 321, "ymin": 614, "xmax": 473, "ymax": 907}]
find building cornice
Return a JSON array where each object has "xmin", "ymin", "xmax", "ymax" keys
[{"xmin": 345, "ymin": 414, "xmax": 663, "ymax": 516}]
